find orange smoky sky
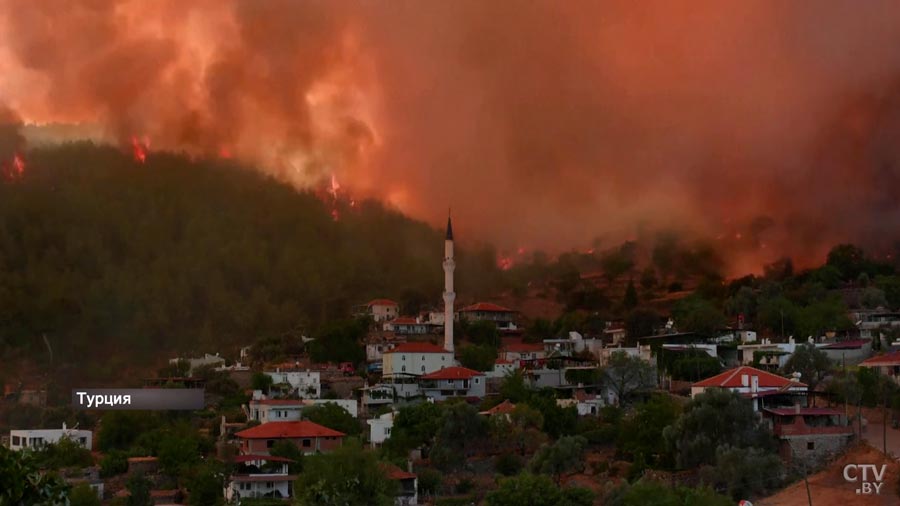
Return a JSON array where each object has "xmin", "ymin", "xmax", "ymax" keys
[{"xmin": 3, "ymin": 0, "xmax": 900, "ymax": 272}]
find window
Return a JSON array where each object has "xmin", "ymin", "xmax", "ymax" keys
[
  {"xmin": 402, "ymin": 366, "xmax": 406, "ymax": 372},
  {"xmin": 474, "ymin": 378, "xmax": 479, "ymax": 384},
  {"xmin": 266, "ymin": 481, "xmax": 274, "ymax": 488},
  {"xmin": 302, "ymin": 439, "xmax": 312, "ymax": 448},
  {"xmin": 807, "ymin": 441, "xmax": 815, "ymax": 451},
  {"xmin": 11, "ymin": 436, "xmax": 19, "ymax": 445},
  {"xmin": 421, "ymin": 366, "xmax": 425, "ymax": 372},
  {"xmin": 385, "ymin": 427, "xmax": 391, "ymax": 436},
  {"xmin": 267, "ymin": 440, "xmax": 275, "ymax": 448},
  {"xmin": 402, "ymin": 355, "xmax": 406, "ymax": 361}
]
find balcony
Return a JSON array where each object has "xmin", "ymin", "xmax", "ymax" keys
[{"xmin": 773, "ymin": 423, "xmax": 853, "ymax": 437}]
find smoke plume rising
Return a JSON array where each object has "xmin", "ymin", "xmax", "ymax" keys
[{"xmin": 3, "ymin": 0, "xmax": 900, "ymax": 273}]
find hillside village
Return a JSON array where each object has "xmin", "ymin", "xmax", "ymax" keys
[{"xmin": 6, "ymin": 219, "xmax": 900, "ymax": 505}]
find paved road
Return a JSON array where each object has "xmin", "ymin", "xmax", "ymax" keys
[{"xmin": 862, "ymin": 418, "xmax": 900, "ymax": 460}]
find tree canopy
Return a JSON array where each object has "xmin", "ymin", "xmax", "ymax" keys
[
  {"xmin": 294, "ymin": 442, "xmax": 397, "ymax": 506},
  {"xmin": 663, "ymin": 389, "xmax": 775, "ymax": 469}
]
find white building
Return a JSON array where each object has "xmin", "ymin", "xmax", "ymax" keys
[
  {"xmin": 225, "ymin": 455, "xmax": 295, "ymax": 501},
  {"xmin": 500, "ymin": 343, "xmax": 546, "ymax": 366},
  {"xmin": 458, "ymin": 302, "xmax": 518, "ymax": 331},
  {"xmin": 361, "ymin": 299, "xmax": 401, "ymax": 323},
  {"xmin": 557, "ymin": 390, "xmax": 604, "ymax": 416},
  {"xmin": 487, "ymin": 358, "xmax": 517, "ymax": 378},
  {"xmin": 367, "ymin": 411, "xmax": 396, "ymax": 447},
  {"xmin": 169, "ymin": 353, "xmax": 226, "ymax": 375},
  {"xmin": 382, "ymin": 342, "xmax": 453, "ymax": 378},
  {"xmin": 543, "ymin": 331, "xmax": 603, "ymax": 357},
  {"xmin": 264, "ymin": 370, "xmax": 321, "ymax": 399},
  {"xmin": 9, "ymin": 423, "xmax": 92, "ymax": 451},
  {"xmin": 248, "ymin": 398, "xmax": 358, "ymax": 423},
  {"xmin": 597, "ymin": 345, "xmax": 653, "ymax": 366},
  {"xmin": 691, "ymin": 365, "xmax": 808, "ymax": 411},
  {"xmin": 418, "ymin": 367, "xmax": 486, "ymax": 401},
  {"xmin": 737, "ymin": 338, "xmax": 798, "ymax": 369},
  {"xmin": 383, "ymin": 317, "xmax": 430, "ymax": 335}
]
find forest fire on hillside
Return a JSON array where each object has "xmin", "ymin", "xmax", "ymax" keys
[{"xmin": 3, "ymin": 2, "xmax": 900, "ymax": 273}]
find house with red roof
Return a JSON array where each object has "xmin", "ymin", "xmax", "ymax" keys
[
  {"xmin": 248, "ymin": 398, "xmax": 359, "ymax": 424},
  {"xmin": 458, "ymin": 302, "xmax": 518, "ymax": 331},
  {"xmin": 380, "ymin": 463, "xmax": 418, "ymax": 506},
  {"xmin": 225, "ymin": 454, "xmax": 296, "ymax": 501},
  {"xmin": 383, "ymin": 316, "xmax": 430, "ymax": 335},
  {"xmin": 418, "ymin": 366, "xmax": 486, "ymax": 401},
  {"xmin": 488, "ymin": 357, "xmax": 517, "ymax": 378},
  {"xmin": 479, "ymin": 399, "xmax": 516, "ymax": 418},
  {"xmin": 359, "ymin": 298, "xmax": 400, "ymax": 322},
  {"xmin": 691, "ymin": 365, "xmax": 807, "ymax": 411},
  {"xmin": 235, "ymin": 421, "xmax": 345, "ymax": 455},
  {"xmin": 859, "ymin": 351, "xmax": 900, "ymax": 383},
  {"xmin": 382, "ymin": 342, "xmax": 453, "ymax": 378},
  {"xmin": 761, "ymin": 406, "xmax": 853, "ymax": 467}
]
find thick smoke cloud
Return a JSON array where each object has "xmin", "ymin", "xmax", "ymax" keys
[{"xmin": 3, "ymin": 0, "xmax": 900, "ymax": 272}]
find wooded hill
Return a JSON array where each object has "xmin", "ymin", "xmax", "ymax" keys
[{"xmin": 0, "ymin": 143, "xmax": 505, "ymax": 371}]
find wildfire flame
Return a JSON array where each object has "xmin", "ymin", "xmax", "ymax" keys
[
  {"xmin": 329, "ymin": 173, "xmax": 341, "ymax": 221},
  {"xmin": 497, "ymin": 246, "xmax": 528, "ymax": 270},
  {"xmin": 3, "ymin": 153, "xmax": 26, "ymax": 181},
  {"xmin": 12, "ymin": 153, "xmax": 25, "ymax": 177},
  {"xmin": 131, "ymin": 135, "xmax": 149, "ymax": 164}
]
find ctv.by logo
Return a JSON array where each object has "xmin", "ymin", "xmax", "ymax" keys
[{"xmin": 843, "ymin": 464, "xmax": 887, "ymax": 495}]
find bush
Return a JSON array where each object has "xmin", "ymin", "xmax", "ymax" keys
[
  {"xmin": 70, "ymin": 483, "xmax": 101, "ymax": 506},
  {"xmin": 494, "ymin": 453, "xmax": 524, "ymax": 476},
  {"xmin": 455, "ymin": 477, "xmax": 475, "ymax": 494},
  {"xmin": 100, "ymin": 451, "xmax": 129, "ymax": 478},
  {"xmin": 417, "ymin": 468, "xmax": 442, "ymax": 496}
]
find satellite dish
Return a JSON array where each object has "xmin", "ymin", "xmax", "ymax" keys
[{"xmin": 738, "ymin": 501, "xmax": 753, "ymax": 506}]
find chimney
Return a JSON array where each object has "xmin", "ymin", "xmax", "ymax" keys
[
  {"xmin": 794, "ymin": 402, "xmax": 801, "ymax": 415},
  {"xmin": 741, "ymin": 374, "xmax": 749, "ymax": 387}
]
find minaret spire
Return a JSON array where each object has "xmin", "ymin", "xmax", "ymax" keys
[{"xmin": 443, "ymin": 210, "xmax": 456, "ymax": 353}]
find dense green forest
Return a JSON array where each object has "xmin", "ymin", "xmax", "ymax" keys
[{"xmin": 0, "ymin": 143, "xmax": 505, "ymax": 370}]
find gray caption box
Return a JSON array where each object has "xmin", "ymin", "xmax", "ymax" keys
[{"xmin": 72, "ymin": 389, "xmax": 204, "ymax": 410}]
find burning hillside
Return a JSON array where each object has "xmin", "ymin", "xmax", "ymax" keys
[{"xmin": 4, "ymin": 2, "xmax": 900, "ymax": 272}]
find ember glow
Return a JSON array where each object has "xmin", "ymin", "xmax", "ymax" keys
[
  {"xmin": 4, "ymin": 2, "xmax": 900, "ymax": 271},
  {"xmin": 131, "ymin": 136, "xmax": 149, "ymax": 164},
  {"xmin": 11, "ymin": 153, "xmax": 24, "ymax": 177}
]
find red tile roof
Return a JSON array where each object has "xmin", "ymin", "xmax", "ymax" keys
[
  {"xmin": 367, "ymin": 299, "xmax": 399, "ymax": 307},
  {"xmin": 764, "ymin": 407, "xmax": 844, "ymax": 416},
  {"xmin": 384, "ymin": 342, "xmax": 450, "ymax": 354},
  {"xmin": 389, "ymin": 317, "xmax": 419, "ymax": 325},
  {"xmin": 421, "ymin": 366, "xmax": 483, "ymax": 380},
  {"xmin": 860, "ymin": 351, "xmax": 900, "ymax": 366},
  {"xmin": 494, "ymin": 358, "xmax": 513, "ymax": 364},
  {"xmin": 480, "ymin": 399, "xmax": 516, "ymax": 416},
  {"xmin": 235, "ymin": 421, "xmax": 345, "ymax": 439},
  {"xmin": 460, "ymin": 302, "xmax": 515, "ymax": 313},
  {"xmin": 821, "ymin": 339, "xmax": 869, "ymax": 350},
  {"xmin": 574, "ymin": 390, "xmax": 598, "ymax": 402},
  {"xmin": 693, "ymin": 366, "xmax": 807, "ymax": 389},
  {"xmin": 233, "ymin": 454, "xmax": 295, "ymax": 463},
  {"xmin": 380, "ymin": 463, "xmax": 417, "ymax": 480}
]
